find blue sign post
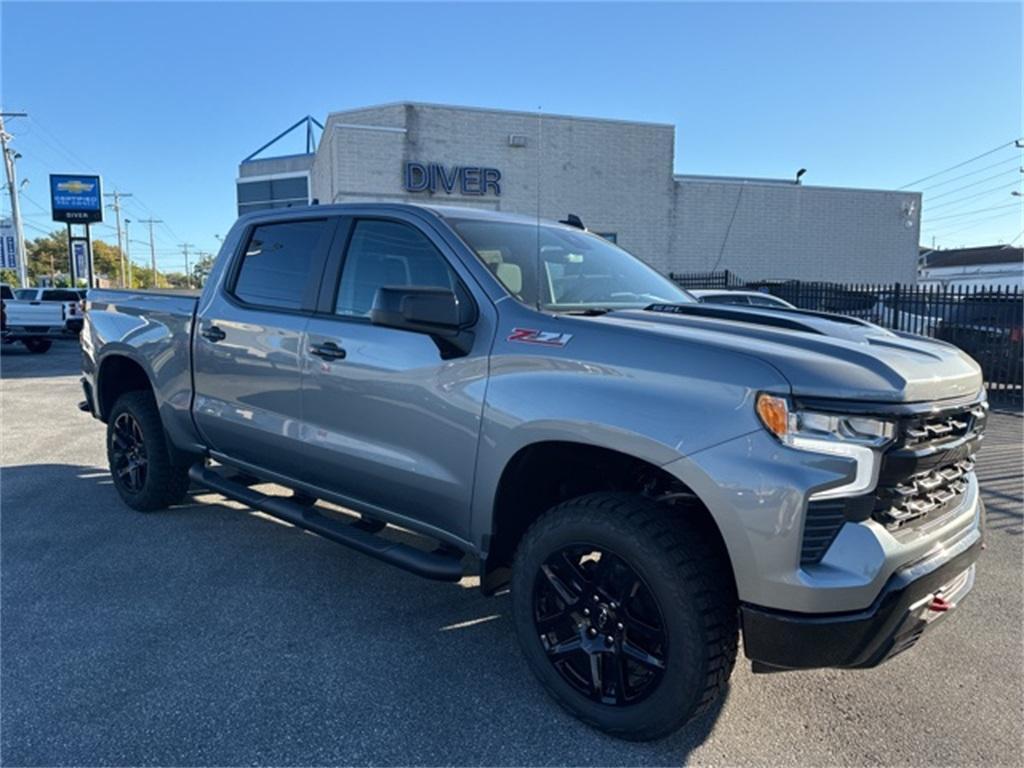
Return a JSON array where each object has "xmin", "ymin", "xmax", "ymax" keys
[{"xmin": 50, "ymin": 174, "xmax": 103, "ymax": 286}]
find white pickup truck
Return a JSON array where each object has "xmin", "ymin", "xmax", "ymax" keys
[{"xmin": 0, "ymin": 284, "xmax": 72, "ymax": 353}]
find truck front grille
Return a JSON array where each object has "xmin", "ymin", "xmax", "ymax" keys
[
  {"xmin": 799, "ymin": 396, "xmax": 986, "ymax": 565},
  {"xmin": 873, "ymin": 400, "xmax": 986, "ymax": 532},
  {"xmin": 873, "ymin": 457, "xmax": 974, "ymax": 529}
]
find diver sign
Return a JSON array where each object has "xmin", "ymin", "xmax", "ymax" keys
[{"xmin": 404, "ymin": 163, "xmax": 501, "ymax": 197}]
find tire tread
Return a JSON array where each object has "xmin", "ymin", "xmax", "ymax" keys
[{"xmin": 513, "ymin": 492, "xmax": 738, "ymax": 741}]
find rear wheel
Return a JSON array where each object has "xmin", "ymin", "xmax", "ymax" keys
[
  {"xmin": 107, "ymin": 391, "xmax": 191, "ymax": 511},
  {"xmin": 22, "ymin": 338, "xmax": 51, "ymax": 354},
  {"xmin": 511, "ymin": 492, "xmax": 738, "ymax": 741}
]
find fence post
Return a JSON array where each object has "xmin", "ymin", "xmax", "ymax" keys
[{"xmin": 891, "ymin": 282, "xmax": 902, "ymax": 332}]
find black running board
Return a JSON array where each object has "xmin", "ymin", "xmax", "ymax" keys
[{"xmin": 188, "ymin": 464, "xmax": 465, "ymax": 582}]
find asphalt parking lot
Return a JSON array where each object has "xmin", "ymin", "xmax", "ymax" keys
[{"xmin": 2, "ymin": 340, "xmax": 1022, "ymax": 767}]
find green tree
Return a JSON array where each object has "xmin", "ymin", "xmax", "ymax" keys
[
  {"xmin": 192, "ymin": 252, "xmax": 215, "ymax": 287},
  {"xmin": 26, "ymin": 229, "xmax": 69, "ymax": 285},
  {"xmin": 23, "ymin": 229, "xmax": 130, "ymax": 287}
]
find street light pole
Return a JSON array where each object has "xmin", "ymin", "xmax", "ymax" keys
[{"xmin": 0, "ymin": 111, "xmax": 29, "ymax": 288}]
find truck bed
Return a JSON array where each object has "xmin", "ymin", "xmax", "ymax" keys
[{"xmin": 83, "ymin": 288, "xmax": 201, "ymax": 453}]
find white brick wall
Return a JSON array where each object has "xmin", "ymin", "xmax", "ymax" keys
[{"xmin": 307, "ymin": 103, "xmax": 921, "ymax": 283}]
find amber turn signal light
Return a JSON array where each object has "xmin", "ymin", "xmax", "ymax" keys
[{"xmin": 756, "ymin": 394, "xmax": 789, "ymax": 438}]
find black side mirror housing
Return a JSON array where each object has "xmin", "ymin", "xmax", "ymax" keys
[{"xmin": 370, "ymin": 286, "xmax": 474, "ymax": 357}]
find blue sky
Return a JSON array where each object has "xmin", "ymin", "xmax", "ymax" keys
[{"xmin": 2, "ymin": 1, "xmax": 1021, "ymax": 274}]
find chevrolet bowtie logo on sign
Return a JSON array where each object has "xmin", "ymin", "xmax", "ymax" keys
[
  {"xmin": 50, "ymin": 174, "xmax": 104, "ymax": 224},
  {"xmin": 56, "ymin": 180, "xmax": 96, "ymax": 194}
]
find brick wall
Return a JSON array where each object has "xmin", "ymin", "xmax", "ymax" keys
[{"xmin": 307, "ymin": 103, "xmax": 921, "ymax": 282}]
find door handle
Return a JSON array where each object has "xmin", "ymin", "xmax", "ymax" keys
[
  {"xmin": 200, "ymin": 325, "xmax": 226, "ymax": 343},
  {"xmin": 310, "ymin": 341, "xmax": 347, "ymax": 361}
]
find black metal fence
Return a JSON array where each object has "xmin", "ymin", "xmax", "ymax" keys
[{"xmin": 668, "ymin": 271, "xmax": 1023, "ymax": 406}]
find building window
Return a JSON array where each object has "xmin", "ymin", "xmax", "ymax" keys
[
  {"xmin": 595, "ymin": 232, "xmax": 618, "ymax": 244},
  {"xmin": 236, "ymin": 175, "xmax": 310, "ymax": 215}
]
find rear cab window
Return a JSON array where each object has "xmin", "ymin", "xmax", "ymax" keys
[
  {"xmin": 231, "ymin": 219, "xmax": 332, "ymax": 310},
  {"xmin": 41, "ymin": 290, "xmax": 81, "ymax": 302}
]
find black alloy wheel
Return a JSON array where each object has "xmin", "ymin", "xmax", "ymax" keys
[
  {"xmin": 110, "ymin": 412, "xmax": 148, "ymax": 494},
  {"xmin": 533, "ymin": 544, "xmax": 668, "ymax": 706}
]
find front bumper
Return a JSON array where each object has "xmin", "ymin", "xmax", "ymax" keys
[{"xmin": 741, "ymin": 508, "xmax": 982, "ymax": 670}]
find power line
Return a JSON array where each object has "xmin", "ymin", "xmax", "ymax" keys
[
  {"xmin": 925, "ymin": 181, "xmax": 1021, "ymax": 212},
  {"xmin": 898, "ymin": 139, "xmax": 1021, "ymax": 189},
  {"xmin": 927, "ymin": 207, "xmax": 1020, "ymax": 236},
  {"xmin": 918, "ymin": 156, "xmax": 1021, "ymax": 192},
  {"xmin": 926, "ymin": 201, "xmax": 1020, "ymax": 224},
  {"xmin": 925, "ymin": 169, "xmax": 1022, "ymax": 202},
  {"xmin": 933, "ymin": 211, "xmax": 1022, "ymax": 242}
]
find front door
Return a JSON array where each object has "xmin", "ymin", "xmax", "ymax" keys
[
  {"xmin": 300, "ymin": 215, "xmax": 490, "ymax": 540},
  {"xmin": 193, "ymin": 216, "xmax": 336, "ymax": 477}
]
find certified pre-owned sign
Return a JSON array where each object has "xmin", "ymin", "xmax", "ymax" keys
[{"xmin": 50, "ymin": 174, "xmax": 104, "ymax": 223}]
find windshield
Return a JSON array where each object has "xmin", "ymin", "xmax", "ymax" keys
[{"xmin": 450, "ymin": 218, "xmax": 693, "ymax": 311}]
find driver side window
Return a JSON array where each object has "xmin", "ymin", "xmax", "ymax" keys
[{"xmin": 335, "ymin": 220, "xmax": 458, "ymax": 318}]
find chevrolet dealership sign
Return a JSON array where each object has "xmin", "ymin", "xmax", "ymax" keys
[{"xmin": 50, "ymin": 174, "xmax": 104, "ymax": 223}]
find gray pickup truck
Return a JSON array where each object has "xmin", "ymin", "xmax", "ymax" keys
[{"xmin": 82, "ymin": 203, "xmax": 986, "ymax": 740}]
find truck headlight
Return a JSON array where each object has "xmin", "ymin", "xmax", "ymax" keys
[{"xmin": 756, "ymin": 393, "xmax": 895, "ymax": 500}]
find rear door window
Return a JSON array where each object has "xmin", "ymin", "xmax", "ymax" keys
[{"xmin": 232, "ymin": 219, "xmax": 331, "ymax": 310}]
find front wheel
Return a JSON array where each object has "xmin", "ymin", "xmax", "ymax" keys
[
  {"xmin": 511, "ymin": 493, "xmax": 738, "ymax": 741},
  {"xmin": 22, "ymin": 338, "xmax": 52, "ymax": 354},
  {"xmin": 106, "ymin": 391, "xmax": 191, "ymax": 511}
]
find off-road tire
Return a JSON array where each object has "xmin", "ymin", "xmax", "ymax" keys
[
  {"xmin": 511, "ymin": 492, "xmax": 738, "ymax": 741},
  {"xmin": 107, "ymin": 391, "xmax": 191, "ymax": 512},
  {"xmin": 22, "ymin": 338, "xmax": 51, "ymax": 354}
]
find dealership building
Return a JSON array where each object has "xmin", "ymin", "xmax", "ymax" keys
[{"xmin": 237, "ymin": 103, "xmax": 922, "ymax": 283}]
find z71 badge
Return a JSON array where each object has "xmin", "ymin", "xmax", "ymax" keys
[{"xmin": 507, "ymin": 328, "xmax": 573, "ymax": 347}]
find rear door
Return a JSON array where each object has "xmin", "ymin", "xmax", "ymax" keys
[
  {"xmin": 192, "ymin": 215, "xmax": 339, "ymax": 477},
  {"xmin": 298, "ymin": 213, "xmax": 492, "ymax": 539}
]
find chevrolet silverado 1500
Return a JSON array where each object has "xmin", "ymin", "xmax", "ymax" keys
[{"xmin": 81, "ymin": 204, "xmax": 986, "ymax": 740}]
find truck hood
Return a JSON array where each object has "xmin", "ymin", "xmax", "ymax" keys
[{"xmin": 597, "ymin": 303, "xmax": 982, "ymax": 403}]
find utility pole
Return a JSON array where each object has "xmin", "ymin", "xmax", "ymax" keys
[
  {"xmin": 177, "ymin": 242, "xmax": 195, "ymax": 289},
  {"xmin": 139, "ymin": 218, "xmax": 162, "ymax": 288},
  {"xmin": 104, "ymin": 190, "xmax": 132, "ymax": 288},
  {"xmin": 0, "ymin": 111, "xmax": 29, "ymax": 288},
  {"xmin": 124, "ymin": 219, "xmax": 133, "ymax": 288}
]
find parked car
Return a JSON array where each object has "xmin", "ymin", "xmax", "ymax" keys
[
  {"xmin": 82, "ymin": 204, "xmax": 986, "ymax": 740},
  {"xmin": 12, "ymin": 287, "xmax": 85, "ymax": 334},
  {"xmin": 935, "ymin": 295, "xmax": 1023, "ymax": 385},
  {"xmin": 1, "ymin": 283, "xmax": 68, "ymax": 353},
  {"xmin": 689, "ymin": 289, "xmax": 796, "ymax": 309}
]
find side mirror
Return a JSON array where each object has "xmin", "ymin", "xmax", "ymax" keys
[{"xmin": 370, "ymin": 286, "xmax": 474, "ymax": 357}]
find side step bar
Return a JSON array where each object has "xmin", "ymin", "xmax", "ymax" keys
[{"xmin": 188, "ymin": 464, "xmax": 465, "ymax": 582}]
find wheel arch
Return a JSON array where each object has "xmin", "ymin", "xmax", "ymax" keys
[
  {"xmin": 479, "ymin": 440, "xmax": 735, "ymax": 596},
  {"xmin": 96, "ymin": 352, "xmax": 155, "ymax": 422}
]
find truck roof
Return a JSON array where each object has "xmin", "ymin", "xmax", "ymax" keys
[{"xmin": 234, "ymin": 202, "xmax": 577, "ymax": 230}]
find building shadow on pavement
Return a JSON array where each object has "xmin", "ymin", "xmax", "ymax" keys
[{"xmin": 1, "ymin": 463, "xmax": 727, "ymax": 766}]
